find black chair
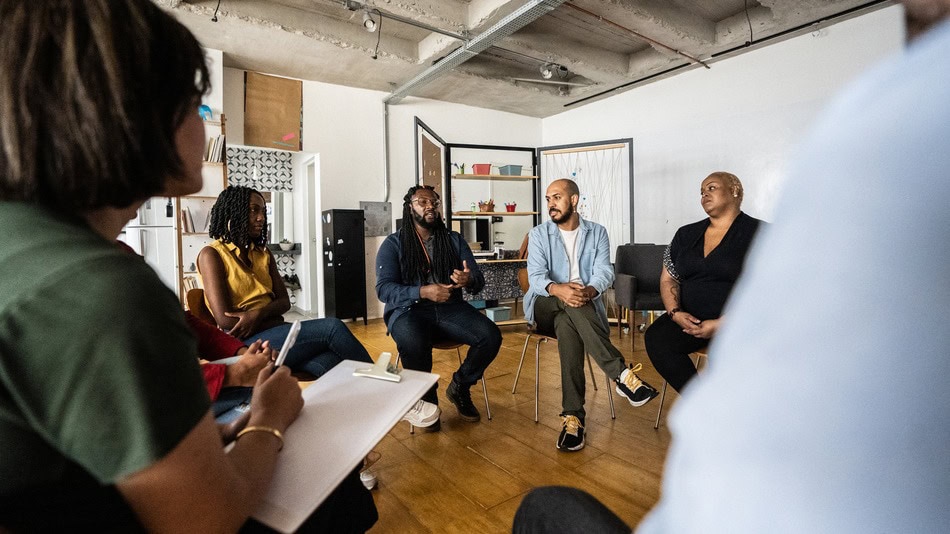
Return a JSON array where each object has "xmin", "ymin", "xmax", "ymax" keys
[{"xmin": 613, "ymin": 244, "xmax": 666, "ymax": 346}]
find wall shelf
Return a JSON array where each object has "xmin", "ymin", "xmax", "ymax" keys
[
  {"xmin": 453, "ymin": 211, "xmax": 538, "ymax": 216},
  {"xmin": 452, "ymin": 174, "xmax": 537, "ymax": 181}
]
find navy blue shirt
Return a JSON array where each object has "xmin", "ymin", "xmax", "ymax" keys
[{"xmin": 375, "ymin": 229, "xmax": 484, "ymax": 331}]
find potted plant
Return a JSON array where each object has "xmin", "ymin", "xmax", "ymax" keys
[{"xmin": 279, "ymin": 238, "xmax": 294, "ymax": 251}]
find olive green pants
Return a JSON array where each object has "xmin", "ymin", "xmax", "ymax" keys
[{"xmin": 533, "ymin": 296, "xmax": 626, "ymax": 419}]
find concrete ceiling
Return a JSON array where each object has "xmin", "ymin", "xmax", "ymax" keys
[{"xmin": 158, "ymin": 0, "xmax": 891, "ymax": 118}]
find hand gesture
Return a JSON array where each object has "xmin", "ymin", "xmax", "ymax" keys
[
  {"xmin": 420, "ymin": 283, "xmax": 454, "ymax": 303},
  {"xmin": 225, "ymin": 308, "xmax": 263, "ymax": 339},
  {"xmin": 450, "ymin": 260, "xmax": 471, "ymax": 288}
]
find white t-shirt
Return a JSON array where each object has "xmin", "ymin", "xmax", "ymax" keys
[{"xmin": 559, "ymin": 227, "xmax": 581, "ymax": 284}]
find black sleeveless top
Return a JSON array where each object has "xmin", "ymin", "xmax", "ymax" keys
[{"xmin": 665, "ymin": 212, "xmax": 764, "ymax": 320}]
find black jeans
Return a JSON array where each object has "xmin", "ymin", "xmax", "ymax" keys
[
  {"xmin": 513, "ymin": 486, "xmax": 630, "ymax": 534},
  {"xmin": 390, "ymin": 300, "xmax": 502, "ymax": 404},
  {"xmin": 644, "ymin": 312, "xmax": 709, "ymax": 392}
]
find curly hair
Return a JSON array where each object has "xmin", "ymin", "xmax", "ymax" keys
[
  {"xmin": 208, "ymin": 186, "xmax": 268, "ymax": 247},
  {"xmin": 0, "ymin": 0, "xmax": 210, "ymax": 211},
  {"xmin": 399, "ymin": 185, "xmax": 461, "ymax": 284}
]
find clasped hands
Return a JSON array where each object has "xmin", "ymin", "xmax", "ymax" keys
[
  {"xmin": 673, "ymin": 311, "xmax": 719, "ymax": 339},
  {"xmin": 225, "ymin": 307, "xmax": 264, "ymax": 338},
  {"xmin": 420, "ymin": 261, "xmax": 471, "ymax": 303},
  {"xmin": 550, "ymin": 282, "xmax": 597, "ymax": 308}
]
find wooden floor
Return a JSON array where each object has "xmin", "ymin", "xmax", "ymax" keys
[{"xmin": 341, "ymin": 314, "xmax": 678, "ymax": 533}]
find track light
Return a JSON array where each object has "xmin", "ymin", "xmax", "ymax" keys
[
  {"xmin": 540, "ymin": 62, "xmax": 568, "ymax": 80},
  {"xmin": 362, "ymin": 10, "xmax": 377, "ymax": 32}
]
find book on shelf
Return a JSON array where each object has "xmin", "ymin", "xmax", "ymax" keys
[
  {"xmin": 180, "ymin": 207, "xmax": 195, "ymax": 233},
  {"xmin": 204, "ymin": 134, "xmax": 226, "ymax": 163},
  {"xmin": 182, "ymin": 276, "xmax": 199, "ymax": 291}
]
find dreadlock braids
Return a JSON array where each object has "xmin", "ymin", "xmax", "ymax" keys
[
  {"xmin": 399, "ymin": 185, "xmax": 461, "ymax": 284},
  {"xmin": 207, "ymin": 185, "xmax": 268, "ymax": 247}
]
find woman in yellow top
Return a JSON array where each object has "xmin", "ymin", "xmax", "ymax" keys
[{"xmin": 198, "ymin": 186, "xmax": 374, "ymax": 378}]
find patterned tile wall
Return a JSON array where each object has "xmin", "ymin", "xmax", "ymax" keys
[
  {"xmin": 275, "ymin": 254, "xmax": 298, "ymax": 308},
  {"xmin": 227, "ymin": 147, "xmax": 294, "ymax": 192}
]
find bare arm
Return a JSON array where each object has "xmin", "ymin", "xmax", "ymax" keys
[
  {"xmin": 198, "ymin": 247, "xmax": 289, "ymax": 338},
  {"xmin": 197, "ymin": 246, "xmax": 240, "ymax": 332},
  {"xmin": 117, "ymin": 365, "xmax": 303, "ymax": 533},
  {"xmin": 660, "ymin": 267, "xmax": 703, "ymax": 335}
]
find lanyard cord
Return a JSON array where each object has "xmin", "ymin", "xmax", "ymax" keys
[{"xmin": 414, "ymin": 229, "xmax": 432, "ymax": 273}]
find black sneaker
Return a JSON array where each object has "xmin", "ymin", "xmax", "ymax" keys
[
  {"xmin": 556, "ymin": 415, "xmax": 585, "ymax": 451},
  {"xmin": 615, "ymin": 363, "xmax": 659, "ymax": 407},
  {"xmin": 446, "ymin": 379, "xmax": 480, "ymax": 422}
]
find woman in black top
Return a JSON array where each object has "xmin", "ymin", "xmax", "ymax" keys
[{"xmin": 645, "ymin": 172, "xmax": 764, "ymax": 392}]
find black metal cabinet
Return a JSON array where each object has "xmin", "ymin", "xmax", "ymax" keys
[{"xmin": 322, "ymin": 209, "xmax": 367, "ymax": 324}]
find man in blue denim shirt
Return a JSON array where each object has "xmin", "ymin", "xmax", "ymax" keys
[
  {"xmin": 525, "ymin": 179, "xmax": 658, "ymax": 451},
  {"xmin": 376, "ymin": 185, "xmax": 502, "ymax": 430}
]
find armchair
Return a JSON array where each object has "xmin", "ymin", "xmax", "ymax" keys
[{"xmin": 613, "ymin": 244, "xmax": 666, "ymax": 345}]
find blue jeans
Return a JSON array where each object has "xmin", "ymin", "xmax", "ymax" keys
[
  {"xmin": 389, "ymin": 301, "xmax": 501, "ymax": 404},
  {"xmin": 213, "ymin": 386, "xmax": 253, "ymax": 424},
  {"xmin": 243, "ymin": 318, "xmax": 373, "ymax": 378}
]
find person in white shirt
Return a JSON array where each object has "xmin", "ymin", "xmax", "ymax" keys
[
  {"xmin": 524, "ymin": 179, "xmax": 658, "ymax": 452},
  {"xmin": 514, "ymin": 2, "xmax": 950, "ymax": 532}
]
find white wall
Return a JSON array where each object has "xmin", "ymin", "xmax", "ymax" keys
[
  {"xmin": 541, "ymin": 5, "xmax": 905, "ymax": 244},
  {"xmin": 221, "ymin": 5, "xmax": 904, "ymax": 318},
  {"xmin": 225, "ymin": 72, "xmax": 541, "ymax": 318},
  {"xmin": 305, "ymin": 85, "xmax": 540, "ymax": 319}
]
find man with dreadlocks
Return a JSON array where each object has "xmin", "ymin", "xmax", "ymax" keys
[
  {"xmin": 198, "ymin": 185, "xmax": 375, "ymax": 379},
  {"xmin": 376, "ymin": 185, "xmax": 502, "ymax": 429}
]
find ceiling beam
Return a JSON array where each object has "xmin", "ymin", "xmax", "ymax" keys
[{"xmin": 385, "ymin": 0, "xmax": 568, "ymax": 105}]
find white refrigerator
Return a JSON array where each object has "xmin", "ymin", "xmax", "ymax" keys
[{"xmin": 119, "ymin": 197, "xmax": 179, "ymax": 298}]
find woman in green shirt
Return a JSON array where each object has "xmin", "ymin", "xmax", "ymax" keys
[{"xmin": 0, "ymin": 1, "xmax": 375, "ymax": 531}]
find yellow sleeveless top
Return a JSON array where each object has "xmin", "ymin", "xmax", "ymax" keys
[{"xmin": 202, "ymin": 240, "xmax": 274, "ymax": 312}]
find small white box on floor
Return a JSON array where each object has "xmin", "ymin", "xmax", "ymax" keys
[{"xmin": 485, "ymin": 306, "xmax": 511, "ymax": 322}]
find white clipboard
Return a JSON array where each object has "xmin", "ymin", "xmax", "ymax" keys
[{"xmin": 251, "ymin": 360, "xmax": 439, "ymax": 533}]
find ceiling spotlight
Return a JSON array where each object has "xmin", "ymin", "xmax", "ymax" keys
[
  {"xmin": 362, "ymin": 10, "xmax": 378, "ymax": 32},
  {"xmin": 540, "ymin": 62, "xmax": 568, "ymax": 80}
]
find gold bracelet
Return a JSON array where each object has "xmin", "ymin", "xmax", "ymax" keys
[{"xmin": 236, "ymin": 425, "xmax": 284, "ymax": 451}]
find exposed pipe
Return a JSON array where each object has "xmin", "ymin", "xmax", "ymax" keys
[
  {"xmin": 384, "ymin": 0, "xmax": 568, "ymax": 105},
  {"xmin": 382, "ymin": 101, "xmax": 390, "ymax": 202},
  {"xmin": 343, "ymin": 0, "xmax": 468, "ymax": 41},
  {"xmin": 564, "ymin": 0, "xmax": 891, "ymax": 109},
  {"xmin": 564, "ymin": 2, "xmax": 710, "ymax": 69}
]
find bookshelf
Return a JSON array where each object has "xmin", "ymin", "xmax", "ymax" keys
[{"xmin": 177, "ymin": 115, "xmax": 227, "ymax": 304}]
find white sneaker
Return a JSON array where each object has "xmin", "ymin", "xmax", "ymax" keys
[
  {"xmin": 359, "ymin": 469, "xmax": 377, "ymax": 490},
  {"xmin": 402, "ymin": 399, "xmax": 441, "ymax": 427}
]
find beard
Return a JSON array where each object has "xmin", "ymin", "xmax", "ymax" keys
[
  {"xmin": 549, "ymin": 203, "xmax": 574, "ymax": 224},
  {"xmin": 412, "ymin": 210, "xmax": 444, "ymax": 231}
]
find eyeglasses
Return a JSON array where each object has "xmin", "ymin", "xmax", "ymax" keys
[{"xmin": 411, "ymin": 198, "xmax": 441, "ymax": 209}]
